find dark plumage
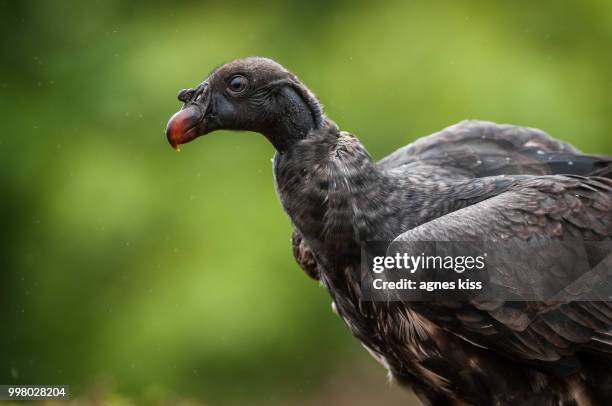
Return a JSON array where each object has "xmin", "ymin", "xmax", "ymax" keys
[{"xmin": 166, "ymin": 57, "xmax": 612, "ymax": 405}]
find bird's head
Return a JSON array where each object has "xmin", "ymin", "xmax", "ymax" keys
[{"xmin": 166, "ymin": 57, "xmax": 324, "ymax": 152}]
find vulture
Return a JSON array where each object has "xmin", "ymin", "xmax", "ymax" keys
[{"xmin": 165, "ymin": 57, "xmax": 612, "ymax": 405}]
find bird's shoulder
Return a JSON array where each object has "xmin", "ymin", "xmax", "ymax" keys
[{"xmin": 377, "ymin": 120, "xmax": 589, "ymax": 178}]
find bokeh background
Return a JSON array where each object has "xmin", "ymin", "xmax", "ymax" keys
[{"xmin": 1, "ymin": 0, "xmax": 611, "ymax": 404}]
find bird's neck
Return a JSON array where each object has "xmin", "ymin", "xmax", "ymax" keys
[
  {"xmin": 273, "ymin": 122, "xmax": 397, "ymax": 256},
  {"xmin": 262, "ymin": 84, "xmax": 324, "ymax": 152},
  {"xmin": 265, "ymin": 117, "xmax": 314, "ymax": 152}
]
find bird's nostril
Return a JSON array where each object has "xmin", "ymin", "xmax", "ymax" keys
[{"xmin": 177, "ymin": 88, "xmax": 194, "ymax": 103}]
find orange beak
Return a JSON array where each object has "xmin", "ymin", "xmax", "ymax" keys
[{"xmin": 165, "ymin": 105, "xmax": 203, "ymax": 152}]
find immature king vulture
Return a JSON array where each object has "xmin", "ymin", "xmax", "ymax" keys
[{"xmin": 166, "ymin": 57, "xmax": 612, "ymax": 405}]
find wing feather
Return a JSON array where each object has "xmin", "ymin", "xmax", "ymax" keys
[{"xmin": 391, "ymin": 175, "xmax": 612, "ymax": 369}]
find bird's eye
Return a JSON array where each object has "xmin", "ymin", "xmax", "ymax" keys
[{"xmin": 227, "ymin": 75, "xmax": 248, "ymax": 94}]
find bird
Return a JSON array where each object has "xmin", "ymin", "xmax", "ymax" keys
[{"xmin": 165, "ymin": 57, "xmax": 612, "ymax": 405}]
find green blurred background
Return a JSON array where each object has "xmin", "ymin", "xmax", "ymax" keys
[{"xmin": 1, "ymin": 0, "xmax": 611, "ymax": 404}]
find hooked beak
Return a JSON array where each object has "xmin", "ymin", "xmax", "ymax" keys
[{"xmin": 165, "ymin": 83, "xmax": 211, "ymax": 151}]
